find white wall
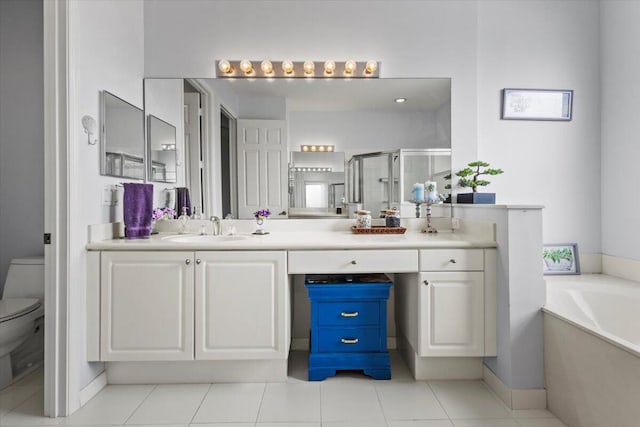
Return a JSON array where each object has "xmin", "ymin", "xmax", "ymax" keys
[
  {"xmin": 601, "ymin": 0, "xmax": 640, "ymax": 261},
  {"xmin": 289, "ymin": 110, "xmax": 440, "ymax": 158},
  {"xmin": 477, "ymin": 0, "xmax": 601, "ymax": 256},
  {"xmin": 0, "ymin": 0, "xmax": 44, "ymax": 295},
  {"xmin": 67, "ymin": 0, "xmax": 145, "ymax": 411}
]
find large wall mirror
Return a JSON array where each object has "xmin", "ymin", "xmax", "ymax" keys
[
  {"xmin": 101, "ymin": 91, "xmax": 145, "ymax": 179},
  {"xmin": 143, "ymin": 78, "xmax": 452, "ymax": 219}
]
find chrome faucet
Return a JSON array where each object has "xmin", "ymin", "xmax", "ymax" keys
[{"xmin": 210, "ymin": 216, "xmax": 221, "ymax": 236}]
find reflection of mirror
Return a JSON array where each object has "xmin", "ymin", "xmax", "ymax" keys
[
  {"xmin": 289, "ymin": 151, "xmax": 345, "ymax": 217},
  {"xmin": 143, "ymin": 78, "xmax": 451, "ymax": 219},
  {"xmin": 101, "ymin": 90, "xmax": 144, "ymax": 179},
  {"xmin": 147, "ymin": 115, "xmax": 177, "ymax": 183}
]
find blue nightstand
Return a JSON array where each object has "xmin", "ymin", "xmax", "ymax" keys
[{"xmin": 305, "ymin": 274, "xmax": 392, "ymax": 381}]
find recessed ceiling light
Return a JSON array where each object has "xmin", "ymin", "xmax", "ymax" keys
[{"xmin": 395, "ymin": 97, "xmax": 407, "ymax": 103}]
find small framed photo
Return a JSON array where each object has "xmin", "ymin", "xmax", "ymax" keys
[
  {"xmin": 543, "ymin": 243, "xmax": 580, "ymax": 275},
  {"xmin": 502, "ymin": 89, "xmax": 573, "ymax": 121}
]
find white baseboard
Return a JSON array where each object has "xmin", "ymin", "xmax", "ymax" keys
[
  {"xmin": 483, "ymin": 365, "xmax": 546, "ymax": 409},
  {"xmin": 79, "ymin": 371, "xmax": 107, "ymax": 407}
]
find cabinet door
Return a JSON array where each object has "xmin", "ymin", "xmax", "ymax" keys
[
  {"xmin": 100, "ymin": 251, "xmax": 194, "ymax": 361},
  {"xmin": 195, "ymin": 251, "xmax": 288, "ymax": 360},
  {"xmin": 419, "ymin": 271, "xmax": 484, "ymax": 356}
]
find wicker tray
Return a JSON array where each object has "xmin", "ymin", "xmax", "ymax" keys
[{"xmin": 351, "ymin": 226, "xmax": 407, "ymax": 234}]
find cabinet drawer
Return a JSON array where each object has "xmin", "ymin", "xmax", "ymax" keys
[
  {"xmin": 317, "ymin": 302, "xmax": 380, "ymax": 326},
  {"xmin": 316, "ymin": 327, "xmax": 383, "ymax": 353},
  {"xmin": 289, "ymin": 250, "xmax": 418, "ymax": 274},
  {"xmin": 419, "ymin": 249, "xmax": 483, "ymax": 271}
]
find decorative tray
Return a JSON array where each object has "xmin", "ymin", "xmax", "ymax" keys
[{"xmin": 351, "ymin": 226, "xmax": 407, "ymax": 234}]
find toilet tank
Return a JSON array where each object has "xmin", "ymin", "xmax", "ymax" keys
[{"xmin": 3, "ymin": 257, "xmax": 45, "ymax": 301}]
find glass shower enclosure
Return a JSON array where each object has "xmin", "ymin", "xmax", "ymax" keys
[{"xmin": 347, "ymin": 148, "xmax": 451, "ymax": 218}]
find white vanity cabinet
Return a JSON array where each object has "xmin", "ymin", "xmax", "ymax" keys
[
  {"xmin": 95, "ymin": 250, "xmax": 288, "ymax": 362},
  {"xmin": 100, "ymin": 251, "xmax": 195, "ymax": 361},
  {"xmin": 194, "ymin": 251, "xmax": 288, "ymax": 360},
  {"xmin": 396, "ymin": 249, "xmax": 497, "ymax": 358}
]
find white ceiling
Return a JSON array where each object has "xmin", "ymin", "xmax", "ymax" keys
[{"xmin": 206, "ymin": 78, "xmax": 451, "ymax": 112}]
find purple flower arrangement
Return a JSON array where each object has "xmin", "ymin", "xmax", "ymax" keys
[
  {"xmin": 253, "ymin": 208, "xmax": 271, "ymax": 220},
  {"xmin": 153, "ymin": 207, "xmax": 176, "ymax": 220}
]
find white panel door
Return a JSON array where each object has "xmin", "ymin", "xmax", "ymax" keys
[
  {"xmin": 184, "ymin": 92, "xmax": 202, "ymax": 210},
  {"xmin": 419, "ymin": 271, "xmax": 484, "ymax": 356},
  {"xmin": 100, "ymin": 251, "xmax": 194, "ymax": 361},
  {"xmin": 195, "ymin": 251, "xmax": 288, "ymax": 359},
  {"xmin": 236, "ymin": 119, "xmax": 288, "ymax": 219}
]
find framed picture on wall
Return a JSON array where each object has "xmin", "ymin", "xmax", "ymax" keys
[
  {"xmin": 502, "ymin": 89, "xmax": 573, "ymax": 121},
  {"xmin": 543, "ymin": 243, "xmax": 580, "ymax": 275}
]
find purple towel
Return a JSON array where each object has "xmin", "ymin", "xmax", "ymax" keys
[
  {"xmin": 176, "ymin": 187, "xmax": 191, "ymax": 217},
  {"xmin": 123, "ymin": 183, "xmax": 154, "ymax": 239}
]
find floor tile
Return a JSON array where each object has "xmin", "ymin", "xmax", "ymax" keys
[
  {"xmin": 61, "ymin": 385, "xmax": 154, "ymax": 425},
  {"xmin": 375, "ymin": 381, "xmax": 448, "ymax": 420},
  {"xmin": 258, "ymin": 423, "xmax": 320, "ymax": 427},
  {"xmin": 428, "ymin": 381, "xmax": 512, "ymax": 420},
  {"xmin": 191, "ymin": 424, "xmax": 253, "ymax": 427},
  {"xmin": 192, "ymin": 383, "xmax": 264, "ymax": 423},
  {"xmin": 125, "ymin": 384, "xmax": 209, "ymax": 425},
  {"xmin": 0, "ymin": 385, "xmax": 41, "ymax": 417},
  {"xmin": 321, "ymin": 381, "xmax": 385, "ymax": 422},
  {"xmin": 452, "ymin": 420, "xmax": 520, "ymax": 427},
  {"xmin": 323, "ymin": 422, "xmax": 387, "ymax": 427},
  {"xmin": 257, "ymin": 382, "xmax": 320, "ymax": 422},
  {"xmin": 0, "ymin": 391, "xmax": 62, "ymax": 425},
  {"xmin": 388, "ymin": 421, "xmax": 454, "ymax": 427},
  {"xmin": 516, "ymin": 419, "xmax": 567, "ymax": 427},
  {"xmin": 510, "ymin": 409, "xmax": 556, "ymax": 419}
]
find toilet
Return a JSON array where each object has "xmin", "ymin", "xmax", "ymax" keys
[{"xmin": 0, "ymin": 256, "xmax": 44, "ymax": 389}]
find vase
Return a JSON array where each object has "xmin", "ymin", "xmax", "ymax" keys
[{"xmin": 253, "ymin": 217, "xmax": 269, "ymax": 235}]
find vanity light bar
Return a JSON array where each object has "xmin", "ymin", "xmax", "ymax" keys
[
  {"xmin": 294, "ymin": 167, "xmax": 333, "ymax": 172},
  {"xmin": 301, "ymin": 144, "xmax": 335, "ymax": 152},
  {"xmin": 216, "ymin": 60, "xmax": 379, "ymax": 78}
]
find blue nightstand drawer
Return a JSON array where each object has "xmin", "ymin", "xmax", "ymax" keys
[
  {"xmin": 316, "ymin": 327, "xmax": 382, "ymax": 353},
  {"xmin": 317, "ymin": 302, "xmax": 379, "ymax": 326}
]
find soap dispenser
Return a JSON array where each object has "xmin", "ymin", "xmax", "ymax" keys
[{"xmin": 178, "ymin": 206, "xmax": 190, "ymax": 234}]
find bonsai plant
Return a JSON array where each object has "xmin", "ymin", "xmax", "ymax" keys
[{"xmin": 455, "ymin": 161, "xmax": 503, "ymax": 204}]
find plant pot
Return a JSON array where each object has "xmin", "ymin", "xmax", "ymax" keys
[{"xmin": 456, "ymin": 192, "xmax": 496, "ymax": 204}]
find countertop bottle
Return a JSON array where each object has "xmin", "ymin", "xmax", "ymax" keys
[{"xmin": 355, "ymin": 209, "xmax": 372, "ymax": 229}]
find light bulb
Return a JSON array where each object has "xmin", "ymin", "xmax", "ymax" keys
[
  {"xmin": 327, "ymin": 146, "xmax": 334, "ymax": 152},
  {"xmin": 218, "ymin": 59, "xmax": 232, "ymax": 74},
  {"xmin": 318, "ymin": 145, "xmax": 326, "ymax": 152},
  {"xmin": 395, "ymin": 97, "xmax": 407, "ymax": 103},
  {"xmin": 324, "ymin": 60, "xmax": 336, "ymax": 74},
  {"xmin": 282, "ymin": 60, "xmax": 294, "ymax": 74},
  {"xmin": 239, "ymin": 59, "xmax": 253, "ymax": 74},
  {"xmin": 260, "ymin": 60, "xmax": 273, "ymax": 75},
  {"xmin": 310, "ymin": 145, "xmax": 317, "ymax": 151},
  {"xmin": 303, "ymin": 61, "xmax": 315, "ymax": 75},
  {"xmin": 302, "ymin": 145, "xmax": 309, "ymax": 152},
  {"xmin": 344, "ymin": 60, "xmax": 357, "ymax": 74},
  {"xmin": 365, "ymin": 60, "xmax": 378, "ymax": 74}
]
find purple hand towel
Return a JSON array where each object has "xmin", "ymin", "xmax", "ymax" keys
[
  {"xmin": 123, "ymin": 183, "xmax": 154, "ymax": 239},
  {"xmin": 176, "ymin": 187, "xmax": 191, "ymax": 217}
]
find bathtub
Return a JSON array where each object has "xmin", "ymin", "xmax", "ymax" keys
[{"xmin": 543, "ymin": 275, "xmax": 640, "ymax": 427}]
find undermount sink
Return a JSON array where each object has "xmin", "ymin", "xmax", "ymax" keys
[{"xmin": 162, "ymin": 234, "xmax": 247, "ymax": 243}]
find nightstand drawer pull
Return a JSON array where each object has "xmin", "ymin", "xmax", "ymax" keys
[
  {"xmin": 340, "ymin": 338, "xmax": 359, "ymax": 344},
  {"xmin": 340, "ymin": 311, "xmax": 359, "ymax": 317}
]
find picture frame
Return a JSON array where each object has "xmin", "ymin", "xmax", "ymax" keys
[
  {"xmin": 502, "ymin": 89, "xmax": 573, "ymax": 121},
  {"xmin": 543, "ymin": 243, "xmax": 580, "ymax": 275}
]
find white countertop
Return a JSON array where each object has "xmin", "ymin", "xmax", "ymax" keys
[{"xmin": 86, "ymin": 230, "xmax": 496, "ymax": 251}]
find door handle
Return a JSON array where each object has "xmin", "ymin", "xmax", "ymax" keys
[
  {"xmin": 351, "ymin": 260, "xmax": 357, "ymax": 265},
  {"xmin": 185, "ymin": 259, "xmax": 191, "ymax": 265},
  {"xmin": 196, "ymin": 259, "xmax": 201, "ymax": 265},
  {"xmin": 340, "ymin": 338, "xmax": 359, "ymax": 344},
  {"xmin": 340, "ymin": 311, "xmax": 359, "ymax": 317},
  {"xmin": 423, "ymin": 280, "xmax": 429, "ymax": 286}
]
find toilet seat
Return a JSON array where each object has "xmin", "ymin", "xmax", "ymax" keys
[{"xmin": 0, "ymin": 299, "xmax": 41, "ymax": 323}]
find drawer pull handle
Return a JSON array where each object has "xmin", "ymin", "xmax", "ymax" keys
[
  {"xmin": 351, "ymin": 260, "xmax": 357, "ymax": 265},
  {"xmin": 185, "ymin": 259, "xmax": 191, "ymax": 265},
  {"xmin": 423, "ymin": 280, "xmax": 430, "ymax": 286},
  {"xmin": 449, "ymin": 259, "xmax": 457, "ymax": 264},
  {"xmin": 196, "ymin": 259, "xmax": 201, "ymax": 265},
  {"xmin": 340, "ymin": 311, "xmax": 359, "ymax": 317},
  {"xmin": 341, "ymin": 338, "xmax": 359, "ymax": 344}
]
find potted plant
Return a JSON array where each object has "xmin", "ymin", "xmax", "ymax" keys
[
  {"xmin": 454, "ymin": 161, "xmax": 504, "ymax": 204},
  {"xmin": 253, "ymin": 208, "xmax": 271, "ymax": 235}
]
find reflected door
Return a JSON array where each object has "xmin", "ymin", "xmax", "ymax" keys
[{"xmin": 236, "ymin": 119, "xmax": 288, "ymax": 219}]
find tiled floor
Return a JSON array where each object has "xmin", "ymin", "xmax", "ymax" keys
[{"xmin": 0, "ymin": 352, "xmax": 567, "ymax": 427}]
